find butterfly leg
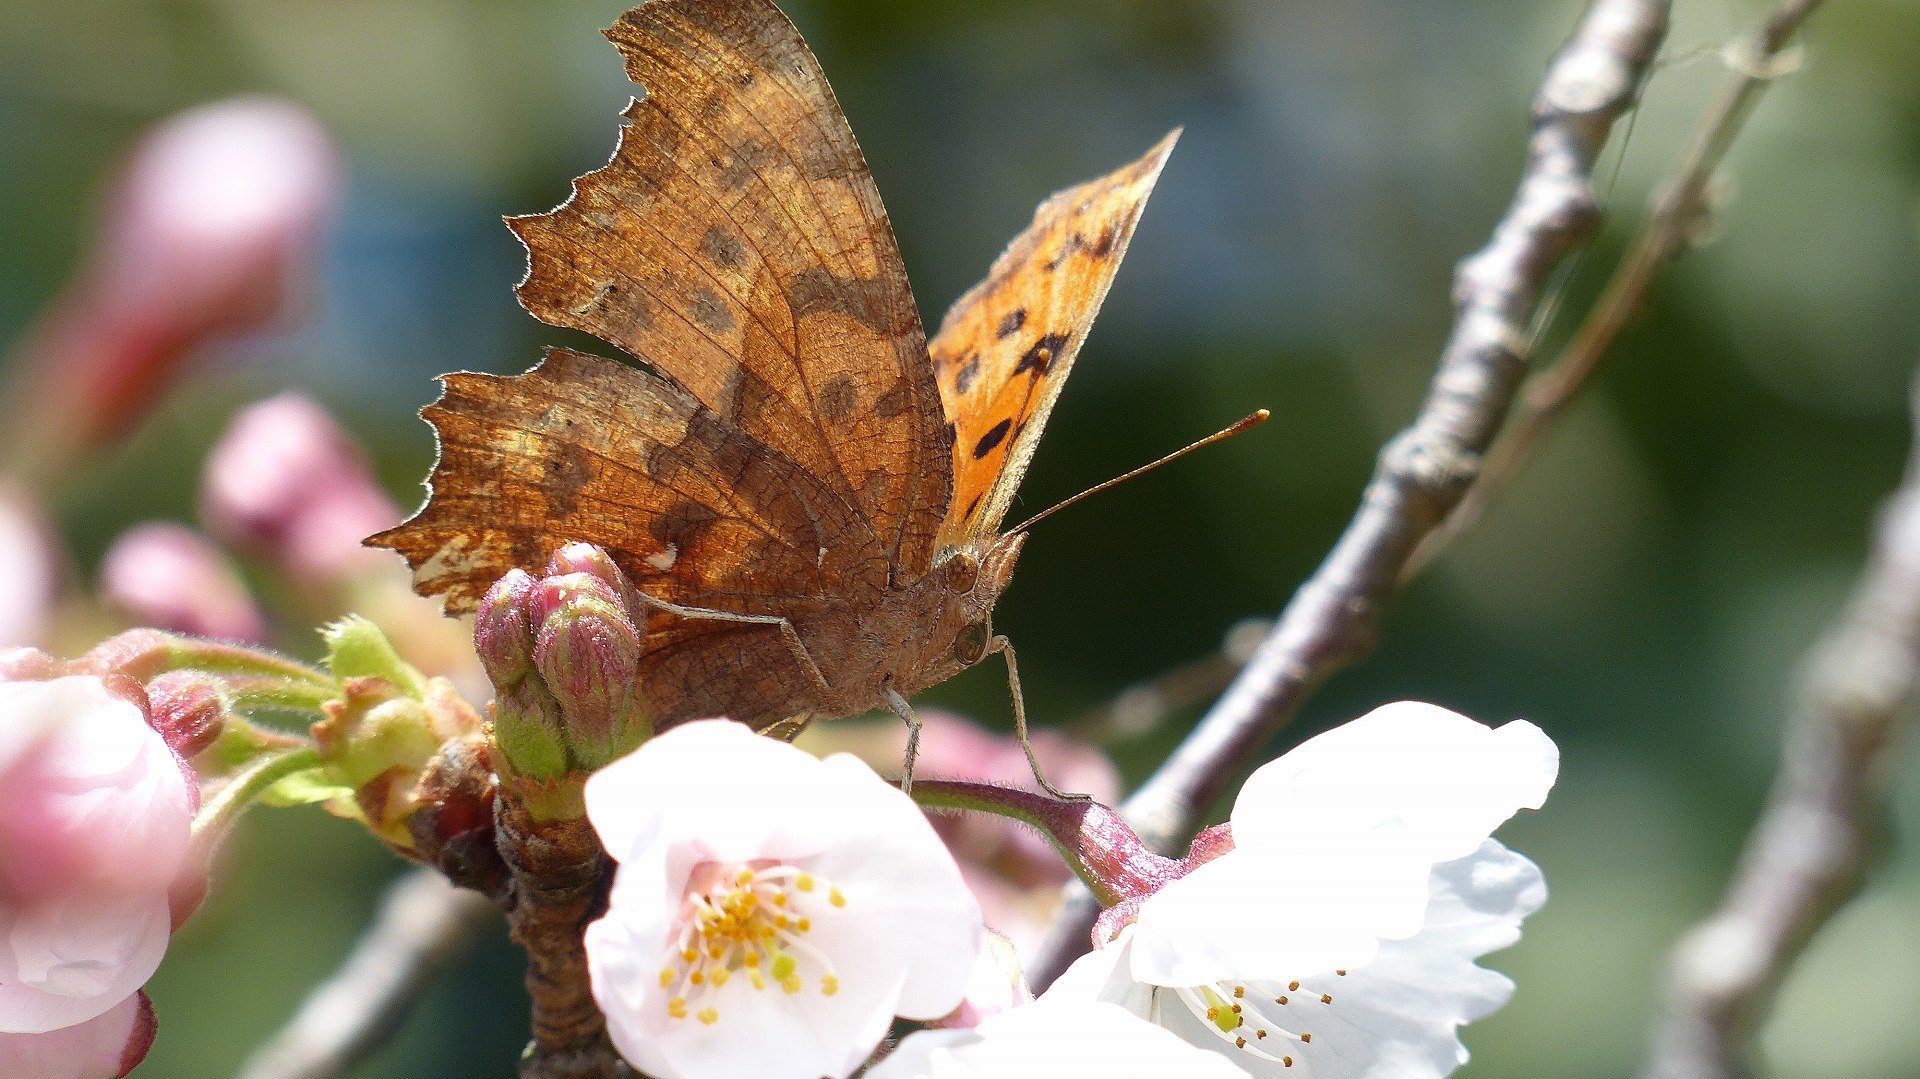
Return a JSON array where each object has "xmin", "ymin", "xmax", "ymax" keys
[
  {"xmin": 882, "ymin": 687, "xmax": 923, "ymax": 795},
  {"xmin": 989, "ymin": 635, "xmax": 1091, "ymax": 802},
  {"xmin": 625, "ymin": 592, "xmax": 834, "ymax": 701}
]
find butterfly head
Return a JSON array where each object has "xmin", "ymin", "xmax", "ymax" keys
[{"xmin": 895, "ymin": 533, "xmax": 1027, "ymax": 694}]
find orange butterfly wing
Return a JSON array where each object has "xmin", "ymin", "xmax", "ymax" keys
[{"xmin": 930, "ymin": 131, "xmax": 1178, "ymax": 548}]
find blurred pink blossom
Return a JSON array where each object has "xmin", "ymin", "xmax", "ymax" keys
[
  {"xmin": 200, "ymin": 392, "xmax": 487, "ymax": 695},
  {"xmin": 0, "ymin": 991, "xmax": 155, "ymax": 1079},
  {"xmin": 99, "ymin": 522, "xmax": 266, "ymax": 642},
  {"xmin": 2, "ymin": 97, "xmax": 339, "ymax": 483},
  {"xmin": 200, "ymin": 392, "xmax": 399, "ymax": 583},
  {"xmin": 0, "ymin": 483, "xmax": 60, "ymax": 648},
  {"xmin": 0, "ymin": 676, "xmax": 196, "ymax": 1036}
]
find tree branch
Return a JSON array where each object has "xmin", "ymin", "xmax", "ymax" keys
[
  {"xmin": 1412, "ymin": 0, "xmax": 1828, "ymax": 571},
  {"xmin": 235, "ymin": 868, "xmax": 497, "ymax": 1079},
  {"xmin": 1030, "ymin": 0, "xmax": 1673, "ymax": 986},
  {"xmin": 1639, "ymin": 387, "xmax": 1920, "ymax": 1077}
]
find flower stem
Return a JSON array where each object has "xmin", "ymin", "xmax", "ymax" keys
[
  {"xmin": 193, "ymin": 745, "xmax": 321, "ymax": 843},
  {"xmin": 910, "ymin": 780, "xmax": 1180, "ymax": 907}
]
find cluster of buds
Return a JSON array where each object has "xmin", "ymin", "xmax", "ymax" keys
[
  {"xmin": 307, "ymin": 618, "xmax": 485, "ymax": 853},
  {"xmin": 475, "ymin": 543, "xmax": 652, "ymax": 820}
]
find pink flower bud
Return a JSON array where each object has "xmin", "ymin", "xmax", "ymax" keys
[
  {"xmin": 99, "ymin": 522, "xmax": 266, "ymax": 642},
  {"xmin": 474, "ymin": 569, "xmax": 539, "ymax": 692},
  {"xmin": 142, "ymin": 670, "xmax": 228, "ymax": 759},
  {"xmin": 544, "ymin": 542, "xmax": 648, "ymax": 614},
  {"xmin": 1, "ymin": 99, "xmax": 338, "ymax": 481},
  {"xmin": 199, "ymin": 393, "xmax": 400, "ymax": 583},
  {"xmin": 0, "ymin": 677, "xmax": 195, "ymax": 1034},
  {"xmin": 0, "ymin": 990, "xmax": 155, "ymax": 1079},
  {"xmin": 530, "ymin": 570, "xmax": 647, "ymax": 767}
]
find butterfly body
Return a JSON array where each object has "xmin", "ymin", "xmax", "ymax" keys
[{"xmin": 368, "ymin": 0, "xmax": 1172, "ymax": 743}]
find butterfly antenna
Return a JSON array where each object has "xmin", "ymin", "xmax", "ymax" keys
[{"xmin": 1007, "ymin": 409, "xmax": 1270, "ymax": 536}]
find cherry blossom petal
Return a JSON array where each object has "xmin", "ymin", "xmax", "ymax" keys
[
  {"xmin": 1130, "ymin": 840, "xmax": 1433, "ymax": 987},
  {"xmin": 1052, "ymin": 845, "xmax": 1548, "ymax": 1079},
  {"xmin": 0, "ymin": 679, "xmax": 193, "ymax": 898},
  {"xmin": 1269, "ymin": 841, "xmax": 1545, "ymax": 1079},
  {"xmin": 1230, "ymin": 702, "xmax": 1557, "ymax": 864},
  {"xmin": 584, "ymin": 720, "xmax": 982, "ymax": 1079},
  {"xmin": 0, "ymin": 893, "xmax": 171, "ymax": 1034},
  {"xmin": 870, "ymin": 1000, "xmax": 1247, "ymax": 1079},
  {"xmin": 0, "ymin": 991, "xmax": 152, "ymax": 1079}
]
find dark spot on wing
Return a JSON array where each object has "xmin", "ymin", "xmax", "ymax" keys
[
  {"xmin": 653, "ymin": 499, "xmax": 719, "ymax": 551},
  {"xmin": 819, "ymin": 375, "xmax": 857, "ymax": 423},
  {"xmin": 875, "ymin": 378, "xmax": 913, "ymax": 419},
  {"xmin": 972, "ymin": 418, "xmax": 1012, "ymax": 459},
  {"xmin": 1088, "ymin": 224, "xmax": 1117, "ymax": 258},
  {"xmin": 790, "ymin": 267, "xmax": 914, "ymax": 336},
  {"xmin": 1044, "ymin": 233, "xmax": 1089, "ymax": 272},
  {"xmin": 543, "ymin": 443, "xmax": 592, "ymax": 519},
  {"xmin": 714, "ymin": 139, "xmax": 780, "ymax": 191},
  {"xmin": 699, "ymin": 226, "xmax": 747, "ymax": 270},
  {"xmin": 725, "ymin": 365, "xmax": 781, "ymax": 426},
  {"xmin": 953, "ymin": 353, "xmax": 981, "ymax": 396},
  {"xmin": 1014, "ymin": 333, "xmax": 1071, "ymax": 378},
  {"xmin": 996, "ymin": 309, "xmax": 1027, "ymax": 339},
  {"xmin": 643, "ymin": 436, "xmax": 688, "ymax": 486},
  {"xmin": 689, "ymin": 286, "xmax": 735, "ymax": 334},
  {"xmin": 962, "ymin": 493, "xmax": 982, "ymax": 520}
]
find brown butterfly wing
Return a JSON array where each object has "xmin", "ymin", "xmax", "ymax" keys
[
  {"xmin": 368, "ymin": 348, "xmax": 876, "ymax": 724},
  {"xmin": 509, "ymin": 0, "xmax": 952, "ymax": 576},
  {"xmin": 368, "ymin": 347, "xmax": 880, "ymax": 618},
  {"xmin": 930, "ymin": 131, "xmax": 1178, "ymax": 547}
]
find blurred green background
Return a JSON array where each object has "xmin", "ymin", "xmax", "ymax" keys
[{"xmin": 5, "ymin": 0, "xmax": 1920, "ymax": 1075}]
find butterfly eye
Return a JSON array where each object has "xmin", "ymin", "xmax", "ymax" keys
[
  {"xmin": 953, "ymin": 622, "xmax": 990, "ymax": 666},
  {"xmin": 941, "ymin": 551, "xmax": 980, "ymax": 594}
]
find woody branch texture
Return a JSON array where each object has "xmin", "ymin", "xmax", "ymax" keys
[
  {"xmin": 1640, "ymin": 375, "xmax": 1920, "ymax": 1078},
  {"xmin": 1033, "ymin": 0, "xmax": 1672, "ymax": 985}
]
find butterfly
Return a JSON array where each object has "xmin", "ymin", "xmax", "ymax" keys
[{"xmin": 367, "ymin": 0, "xmax": 1175, "ymax": 793}]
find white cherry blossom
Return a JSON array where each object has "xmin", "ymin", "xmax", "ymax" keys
[
  {"xmin": 1047, "ymin": 702, "xmax": 1557, "ymax": 1078},
  {"xmin": 583, "ymin": 719, "xmax": 983, "ymax": 1079}
]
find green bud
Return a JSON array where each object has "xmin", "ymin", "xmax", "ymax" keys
[
  {"xmin": 490, "ymin": 678, "xmax": 570, "ymax": 782},
  {"xmin": 323, "ymin": 616, "xmax": 427, "ymax": 698}
]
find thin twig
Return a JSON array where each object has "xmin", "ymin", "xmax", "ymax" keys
[
  {"xmin": 1640, "ymin": 373, "xmax": 1920, "ymax": 1079},
  {"xmin": 236, "ymin": 868, "xmax": 498, "ymax": 1079},
  {"xmin": 1029, "ymin": 0, "xmax": 1673, "ymax": 987},
  {"xmin": 1413, "ymin": 0, "xmax": 1828, "ymax": 573}
]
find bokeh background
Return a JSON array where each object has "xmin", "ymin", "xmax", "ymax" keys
[{"xmin": 5, "ymin": 0, "xmax": 1920, "ymax": 1075}]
